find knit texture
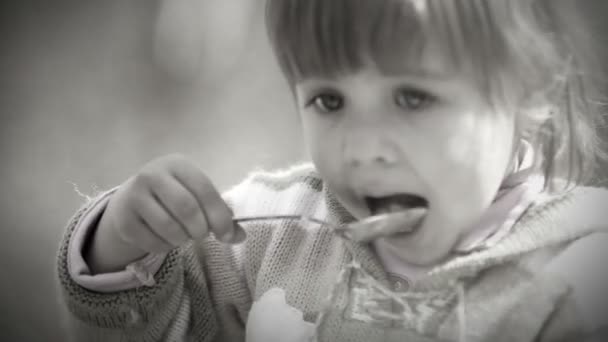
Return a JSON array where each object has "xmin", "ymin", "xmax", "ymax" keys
[{"xmin": 57, "ymin": 163, "xmax": 608, "ymax": 341}]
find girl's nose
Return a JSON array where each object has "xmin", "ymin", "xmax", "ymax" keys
[{"xmin": 342, "ymin": 129, "xmax": 399, "ymax": 168}]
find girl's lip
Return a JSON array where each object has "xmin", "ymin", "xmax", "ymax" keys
[{"xmin": 391, "ymin": 220, "xmax": 425, "ymax": 239}]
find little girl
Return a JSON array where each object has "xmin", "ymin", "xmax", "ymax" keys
[{"xmin": 58, "ymin": 0, "xmax": 608, "ymax": 341}]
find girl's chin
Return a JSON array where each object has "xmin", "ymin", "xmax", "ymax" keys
[{"xmin": 379, "ymin": 232, "xmax": 455, "ymax": 266}]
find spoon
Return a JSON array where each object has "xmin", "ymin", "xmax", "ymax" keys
[{"xmin": 233, "ymin": 207, "xmax": 427, "ymax": 243}]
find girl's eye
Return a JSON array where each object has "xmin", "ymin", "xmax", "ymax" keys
[
  {"xmin": 308, "ymin": 93, "xmax": 344, "ymax": 113},
  {"xmin": 394, "ymin": 87, "xmax": 436, "ymax": 111}
]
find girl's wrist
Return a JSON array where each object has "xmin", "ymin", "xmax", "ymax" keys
[{"xmin": 84, "ymin": 214, "xmax": 147, "ymax": 274}]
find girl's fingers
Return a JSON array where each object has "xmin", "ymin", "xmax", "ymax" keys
[
  {"xmin": 170, "ymin": 162, "xmax": 242, "ymax": 243},
  {"xmin": 114, "ymin": 205, "xmax": 174, "ymax": 254},
  {"xmin": 131, "ymin": 212, "xmax": 174, "ymax": 253},
  {"xmin": 152, "ymin": 174, "xmax": 209, "ymax": 240},
  {"xmin": 134, "ymin": 191, "xmax": 190, "ymax": 248}
]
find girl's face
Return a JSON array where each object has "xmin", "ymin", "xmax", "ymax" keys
[{"xmin": 294, "ymin": 49, "xmax": 516, "ymax": 266}]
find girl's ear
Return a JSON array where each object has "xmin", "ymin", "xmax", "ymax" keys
[
  {"xmin": 154, "ymin": 0, "xmax": 258, "ymax": 83},
  {"xmin": 504, "ymin": 138, "xmax": 541, "ymax": 180},
  {"xmin": 505, "ymin": 138, "xmax": 525, "ymax": 178}
]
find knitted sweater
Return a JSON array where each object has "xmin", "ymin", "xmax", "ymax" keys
[{"xmin": 57, "ymin": 164, "xmax": 608, "ymax": 342}]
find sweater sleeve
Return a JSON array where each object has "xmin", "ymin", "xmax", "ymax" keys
[
  {"xmin": 57, "ymin": 191, "xmax": 254, "ymax": 342},
  {"xmin": 67, "ymin": 187, "xmax": 168, "ymax": 292}
]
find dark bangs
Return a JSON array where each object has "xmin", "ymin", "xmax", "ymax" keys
[
  {"xmin": 264, "ymin": 0, "xmax": 546, "ymax": 96},
  {"xmin": 265, "ymin": 0, "xmax": 421, "ymax": 81}
]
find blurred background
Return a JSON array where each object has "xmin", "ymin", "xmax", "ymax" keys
[
  {"xmin": 0, "ymin": 1, "xmax": 303, "ymax": 341},
  {"xmin": 0, "ymin": 1, "xmax": 606, "ymax": 341}
]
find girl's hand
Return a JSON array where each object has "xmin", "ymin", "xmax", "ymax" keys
[{"xmin": 86, "ymin": 154, "xmax": 245, "ymax": 273}]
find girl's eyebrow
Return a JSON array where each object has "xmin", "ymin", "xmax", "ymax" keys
[
  {"xmin": 294, "ymin": 67, "xmax": 454, "ymax": 87},
  {"xmin": 295, "ymin": 78, "xmax": 340, "ymax": 88},
  {"xmin": 293, "ymin": 81, "xmax": 342, "ymax": 99},
  {"xmin": 385, "ymin": 65, "xmax": 454, "ymax": 81}
]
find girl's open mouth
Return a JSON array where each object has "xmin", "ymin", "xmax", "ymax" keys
[
  {"xmin": 365, "ymin": 193, "xmax": 429, "ymax": 215},
  {"xmin": 334, "ymin": 194, "xmax": 429, "ymax": 242}
]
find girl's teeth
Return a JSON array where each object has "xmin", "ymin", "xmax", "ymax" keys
[
  {"xmin": 366, "ymin": 194, "xmax": 429, "ymax": 215},
  {"xmin": 376, "ymin": 203, "xmax": 408, "ymax": 214},
  {"xmin": 389, "ymin": 202, "xmax": 407, "ymax": 213}
]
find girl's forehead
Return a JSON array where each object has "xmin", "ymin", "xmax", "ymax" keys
[
  {"xmin": 378, "ymin": 42, "xmax": 459, "ymax": 77},
  {"xmin": 295, "ymin": 43, "xmax": 461, "ymax": 85}
]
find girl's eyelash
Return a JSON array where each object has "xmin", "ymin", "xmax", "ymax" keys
[
  {"xmin": 301, "ymin": 86, "xmax": 437, "ymax": 112},
  {"xmin": 394, "ymin": 86, "xmax": 438, "ymax": 109},
  {"xmin": 304, "ymin": 95, "xmax": 319, "ymax": 108},
  {"xmin": 397, "ymin": 86, "xmax": 435, "ymax": 99},
  {"xmin": 304, "ymin": 90, "xmax": 340, "ymax": 107},
  {"xmin": 304, "ymin": 90, "xmax": 345, "ymax": 113}
]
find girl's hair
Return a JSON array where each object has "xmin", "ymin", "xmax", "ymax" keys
[{"xmin": 265, "ymin": 0, "xmax": 607, "ymax": 189}]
